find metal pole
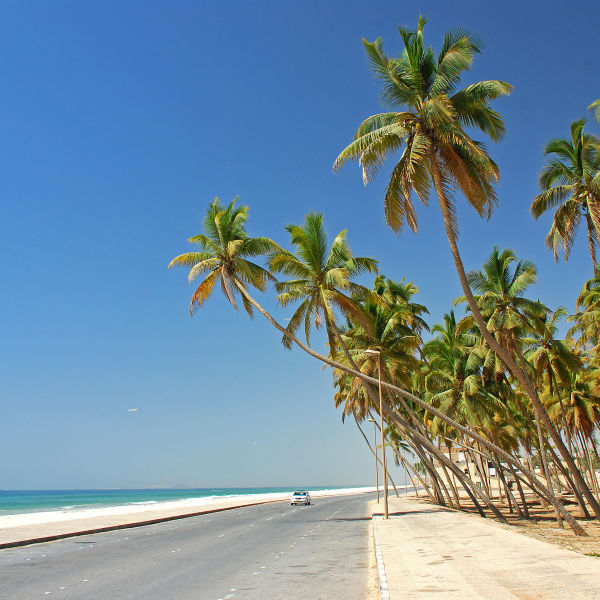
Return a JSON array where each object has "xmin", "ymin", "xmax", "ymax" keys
[
  {"xmin": 379, "ymin": 353, "xmax": 389, "ymax": 519},
  {"xmin": 374, "ymin": 421, "xmax": 380, "ymax": 503}
]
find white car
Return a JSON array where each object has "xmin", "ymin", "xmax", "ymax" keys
[{"xmin": 290, "ymin": 490, "xmax": 311, "ymax": 506}]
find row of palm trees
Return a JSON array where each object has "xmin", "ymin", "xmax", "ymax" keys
[{"xmin": 169, "ymin": 17, "xmax": 600, "ymax": 536}]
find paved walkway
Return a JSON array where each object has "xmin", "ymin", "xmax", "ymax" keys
[{"xmin": 371, "ymin": 496, "xmax": 600, "ymax": 599}]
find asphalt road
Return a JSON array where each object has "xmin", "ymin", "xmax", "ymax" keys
[{"xmin": 0, "ymin": 493, "xmax": 376, "ymax": 599}]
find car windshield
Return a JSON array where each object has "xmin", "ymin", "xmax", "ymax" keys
[{"xmin": 293, "ymin": 491, "xmax": 306, "ymax": 496}]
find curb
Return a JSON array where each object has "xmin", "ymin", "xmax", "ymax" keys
[{"xmin": 372, "ymin": 515, "xmax": 390, "ymax": 599}]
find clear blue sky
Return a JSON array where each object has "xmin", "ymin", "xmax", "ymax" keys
[{"xmin": 1, "ymin": 1, "xmax": 598, "ymax": 489}]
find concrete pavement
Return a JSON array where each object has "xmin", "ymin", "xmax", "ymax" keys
[
  {"xmin": 0, "ymin": 493, "xmax": 375, "ymax": 599},
  {"xmin": 371, "ymin": 496, "xmax": 600, "ymax": 599}
]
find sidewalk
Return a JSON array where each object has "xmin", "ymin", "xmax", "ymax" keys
[{"xmin": 371, "ymin": 496, "xmax": 600, "ymax": 599}]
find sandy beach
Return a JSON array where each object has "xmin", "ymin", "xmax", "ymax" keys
[{"xmin": 0, "ymin": 486, "xmax": 377, "ymax": 547}]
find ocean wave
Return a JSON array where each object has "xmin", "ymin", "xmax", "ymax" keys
[{"xmin": 128, "ymin": 501, "xmax": 158, "ymax": 505}]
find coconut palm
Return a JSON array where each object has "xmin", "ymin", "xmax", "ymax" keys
[
  {"xmin": 590, "ymin": 98, "xmax": 600, "ymax": 123},
  {"xmin": 523, "ymin": 307, "xmax": 581, "ymax": 449},
  {"xmin": 423, "ymin": 318, "xmax": 503, "ymax": 435},
  {"xmin": 372, "ymin": 275, "xmax": 430, "ymax": 336},
  {"xmin": 268, "ymin": 212, "xmax": 378, "ymax": 354},
  {"xmin": 169, "ymin": 201, "xmax": 587, "ymax": 532},
  {"xmin": 568, "ymin": 269, "xmax": 600, "ymax": 351},
  {"xmin": 333, "ymin": 16, "xmax": 599, "ymax": 519},
  {"xmin": 531, "ymin": 120, "xmax": 600, "ymax": 267},
  {"xmin": 454, "ymin": 247, "xmax": 548, "ymax": 358},
  {"xmin": 168, "ymin": 197, "xmax": 277, "ymax": 316}
]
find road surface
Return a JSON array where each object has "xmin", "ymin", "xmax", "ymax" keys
[{"xmin": 0, "ymin": 493, "xmax": 375, "ymax": 599}]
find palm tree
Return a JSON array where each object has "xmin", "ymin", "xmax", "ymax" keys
[
  {"xmin": 568, "ymin": 269, "xmax": 600, "ymax": 351},
  {"xmin": 454, "ymin": 247, "xmax": 548, "ymax": 359},
  {"xmin": 523, "ymin": 307, "xmax": 581, "ymax": 452},
  {"xmin": 169, "ymin": 200, "xmax": 587, "ymax": 533},
  {"xmin": 332, "ymin": 15, "xmax": 599, "ymax": 520},
  {"xmin": 168, "ymin": 197, "xmax": 277, "ymax": 316},
  {"xmin": 453, "ymin": 247, "xmax": 568, "ymax": 514},
  {"xmin": 268, "ymin": 212, "xmax": 378, "ymax": 355},
  {"xmin": 531, "ymin": 120, "xmax": 600, "ymax": 267},
  {"xmin": 590, "ymin": 98, "xmax": 600, "ymax": 123}
]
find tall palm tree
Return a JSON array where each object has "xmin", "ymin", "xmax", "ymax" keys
[
  {"xmin": 531, "ymin": 120, "xmax": 600, "ymax": 267},
  {"xmin": 333, "ymin": 16, "xmax": 599, "ymax": 518},
  {"xmin": 268, "ymin": 212, "xmax": 378, "ymax": 354},
  {"xmin": 168, "ymin": 197, "xmax": 277, "ymax": 315}
]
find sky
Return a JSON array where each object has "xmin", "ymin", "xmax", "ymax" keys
[{"xmin": 1, "ymin": 0, "xmax": 599, "ymax": 490}]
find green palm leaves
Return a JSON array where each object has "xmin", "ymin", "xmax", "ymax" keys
[
  {"xmin": 568, "ymin": 269, "xmax": 600, "ymax": 351},
  {"xmin": 590, "ymin": 98, "xmax": 600, "ymax": 123},
  {"xmin": 168, "ymin": 197, "xmax": 277, "ymax": 316},
  {"xmin": 455, "ymin": 247, "xmax": 547, "ymax": 351},
  {"xmin": 531, "ymin": 120, "xmax": 600, "ymax": 266},
  {"xmin": 333, "ymin": 16, "xmax": 511, "ymax": 235},
  {"xmin": 268, "ymin": 212, "xmax": 378, "ymax": 351}
]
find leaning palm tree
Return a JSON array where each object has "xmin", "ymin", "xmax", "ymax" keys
[
  {"xmin": 530, "ymin": 120, "xmax": 600, "ymax": 267},
  {"xmin": 168, "ymin": 197, "xmax": 277, "ymax": 315},
  {"xmin": 169, "ymin": 200, "xmax": 587, "ymax": 533},
  {"xmin": 333, "ymin": 16, "xmax": 600, "ymax": 518},
  {"xmin": 268, "ymin": 212, "xmax": 378, "ymax": 355}
]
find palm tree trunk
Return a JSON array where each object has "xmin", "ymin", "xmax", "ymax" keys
[
  {"xmin": 494, "ymin": 455, "xmax": 523, "ymax": 517},
  {"xmin": 549, "ymin": 369, "xmax": 574, "ymax": 455},
  {"xmin": 546, "ymin": 442, "xmax": 591, "ymax": 518},
  {"xmin": 354, "ymin": 415, "xmax": 402, "ymax": 498},
  {"xmin": 507, "ymin": 461, "xmax": 531, "ymax": 518},
  {"xmin": 232, "ymin": 278, "xmax": 588, "ymax": 535},
  {"xmin": 535, "ymin": 416, "xmax": 563, "ymax": 526},
  {"xmin": 412, "ymin": 443, "xmax": 446, "ymax": 506},
  {"xmin": 428, "ymin": 149, "xmax": 600, "ymax": 522},
  {"xmin": 586, "ymin": 212, "xmax": 598, "ymax": 269},
  {"xmin": 443, "ymin": 433, "xmax": 529, "ymax": 518},
  {"xmin": 579, "ymin": 431, "xmax": 600, "ymax": 499}
]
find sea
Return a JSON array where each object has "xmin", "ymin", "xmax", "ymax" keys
[{"xmin": 0, "ymin": 487, "xmax": 357, "ymax": 516}]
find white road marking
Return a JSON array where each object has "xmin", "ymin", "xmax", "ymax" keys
[
  {"xmin": 44, "ymin": 592, "xmax": 51, "ymax": 595},
  {"xmin": 59, "ymin": 587, "xmax": 66, "ymax": 590}
]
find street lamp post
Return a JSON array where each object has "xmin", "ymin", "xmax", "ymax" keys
[
  {"xmin": 368, "ymin": 418, "xmax": 379, "ymax": 503},
  {"xmin": 365, "ymin": 349, "xmax": 388, "ymax": 519}
]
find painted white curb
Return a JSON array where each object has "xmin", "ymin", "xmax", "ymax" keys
[{"xmin": 372, "ymin": 515, "xmax": 390, "ymax": 599}]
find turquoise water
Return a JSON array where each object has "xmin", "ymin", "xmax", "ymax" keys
[{"xmin": 0, "ymin": 487, "xmax": 361, "ymax": 515}]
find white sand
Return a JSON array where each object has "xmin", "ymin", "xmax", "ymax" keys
[{"xmin": 0, "ymin": 487, "xmax": 376, "ymax": 532}]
